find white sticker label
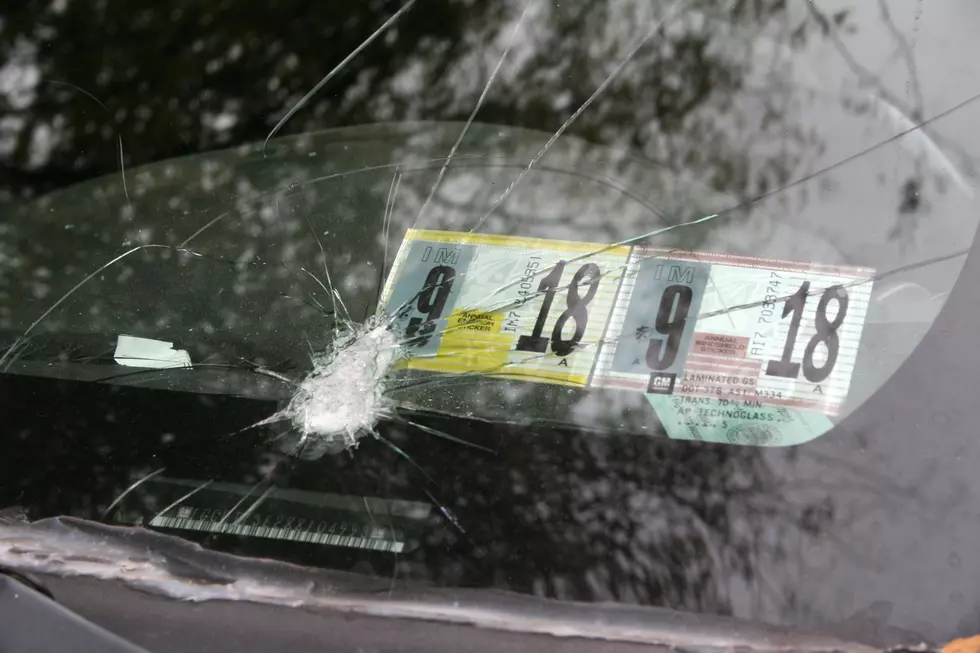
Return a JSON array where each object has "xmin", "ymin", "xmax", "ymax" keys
[
  {"xmin": 114, "ymin": 335, "xmax": 192, "ymax": 369},
  {"xmin": 592, "ymin": 248, "xmax": 874, "ymax": 416}
]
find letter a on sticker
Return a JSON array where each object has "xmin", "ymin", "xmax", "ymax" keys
[{"xmin": 558, "ymin": 358, "xmax": 569, "ymax": 367}]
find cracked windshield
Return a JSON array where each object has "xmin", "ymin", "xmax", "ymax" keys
[{"xmin": 2, "ymin": 0, "xmax": 979, "ymax": 645}]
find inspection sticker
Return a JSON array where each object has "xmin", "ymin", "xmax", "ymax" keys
[
  {"xmin": 382, "ymin": 229, "xmax": 631, "ymax": 386},
  {"xmin": 382, "ymin": 230, "xmax": 875, "ymax": 424},
  {"xmin": 590, "ymin": 247, "xmax": 874, "ymax": 417}
]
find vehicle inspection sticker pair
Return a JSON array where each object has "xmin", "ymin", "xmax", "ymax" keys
[{"xmin": 382, "ymin": 229, "xmax": 874, "ymax": 447}]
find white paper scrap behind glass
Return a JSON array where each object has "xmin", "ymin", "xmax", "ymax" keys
[{"xmin": 114, "ymin": 335, "xmax": 192, "ymax": 369}]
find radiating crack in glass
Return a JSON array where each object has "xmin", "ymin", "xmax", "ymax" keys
[
  {"xmin": 467, "ymin": 0, "xmax": 691, "ymax": 234},
  {"xmin": 261, "ymin": 0, "xmax": 419, "ymax": 156},
  {"xmin": 411, "ymin": 0, "xmax": 530, "ymax": 228},
  {"xmin": 6, "ymin": 3, "xmax": 980, "ymax": 548}
]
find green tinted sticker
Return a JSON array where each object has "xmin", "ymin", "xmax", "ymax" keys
[{"xmin": 645, "ymin": 393, "xmax": 834, "ymax": 446}]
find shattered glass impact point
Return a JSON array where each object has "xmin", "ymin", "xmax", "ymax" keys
[{"xmin": 274, "ymin": 319, "xmax": 401, "ymax": 459}]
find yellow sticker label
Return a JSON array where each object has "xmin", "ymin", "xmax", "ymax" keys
[{"xmin": 382, "ymin": 229, "xmax": 631, "ymax": 387}]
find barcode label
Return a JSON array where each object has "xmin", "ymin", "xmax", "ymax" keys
[{"xmin": 148, "ymin": 515, "xmax": 405, "ymax": 553}]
